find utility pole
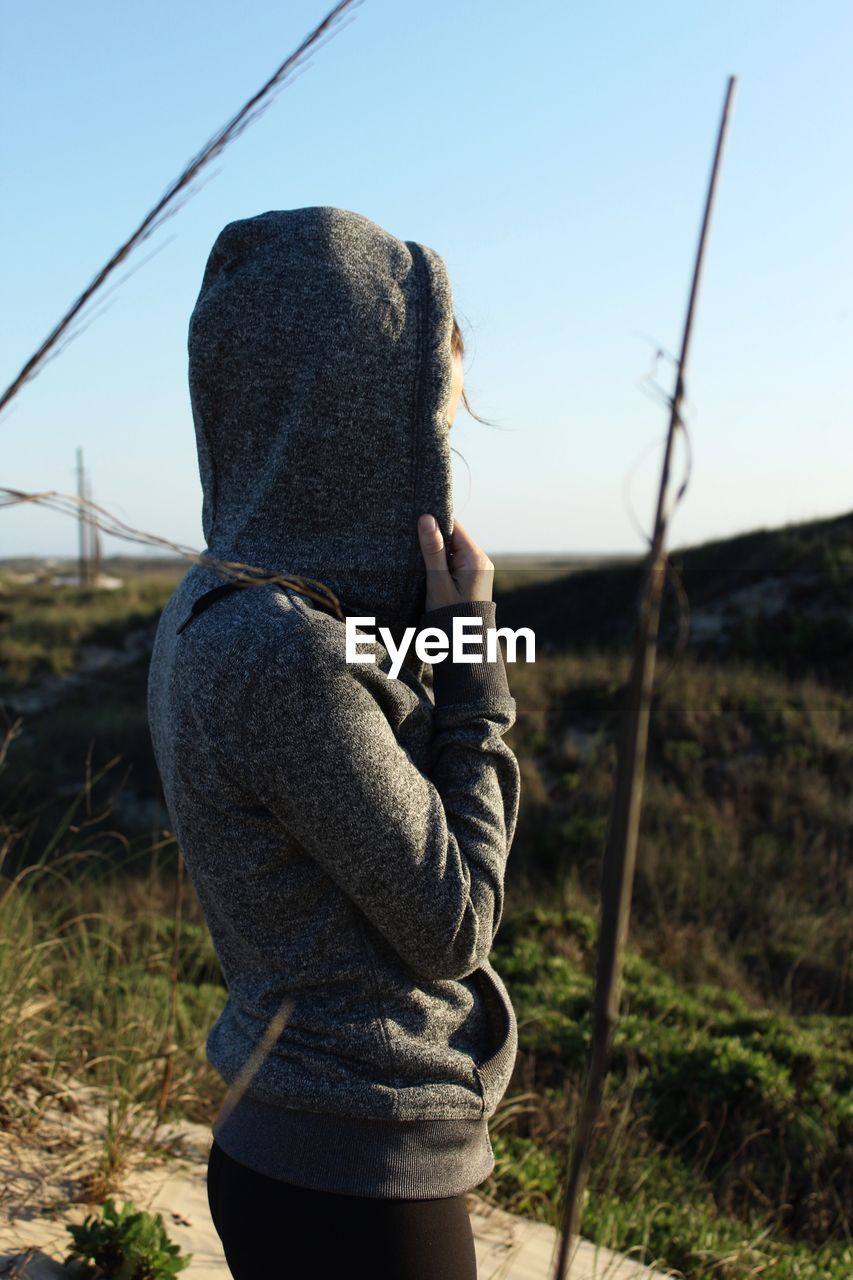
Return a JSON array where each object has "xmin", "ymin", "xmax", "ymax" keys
[
  {"xmin": 88, "ymin": 469, "xmax": 102, "ymax": 581},
  {"xmin": 76, "ymin": 446, "xmax": 87, "ymax": 586}
]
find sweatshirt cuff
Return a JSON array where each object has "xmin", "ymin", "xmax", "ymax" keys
[{"xmin": 416, "ymin": 600, "xmax": 512, "ymax": 707}]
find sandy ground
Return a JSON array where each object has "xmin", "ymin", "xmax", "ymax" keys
[{"xmin": 0, "ymin": 1075, "xmax": 675, "ymax": 1279}]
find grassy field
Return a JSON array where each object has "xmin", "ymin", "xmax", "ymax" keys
[{"xmin": 1, "ymin": 515, "xmax": 850, "ymax": 1278}]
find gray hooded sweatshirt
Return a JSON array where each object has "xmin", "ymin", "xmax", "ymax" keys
[{"xmin": 146, "ymin": 207, "xmax": 521, "ymax": 1199}]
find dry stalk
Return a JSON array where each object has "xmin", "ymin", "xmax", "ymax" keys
[{"xmin": 552, "ymin": 74, "xmax": 738, "ymax": 1280}]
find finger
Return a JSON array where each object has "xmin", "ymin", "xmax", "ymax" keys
[
  {"xmin": 448, "ymin": 517, "xmax": 474, "ymax": 553},
  {"xmin": 417, "ymin": 514, "xmax": 450, "ymax": 570},
  {"xmin": 447, "ymin": 518, "xmax": 485, "ymax": 567}
]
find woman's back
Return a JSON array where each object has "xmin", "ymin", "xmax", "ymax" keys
[{"xmin": 146, "ymin": 208, "xmax": 522, "ymax": 1268}]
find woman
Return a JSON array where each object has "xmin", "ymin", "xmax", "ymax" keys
[{"xmin": 147, "ymin": 206, "xmax": 521, "ymax": 1279}]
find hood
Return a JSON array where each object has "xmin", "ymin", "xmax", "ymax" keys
[{"xmin": 187, "ymin": 206, "xmax": 456, "ymax": 641}]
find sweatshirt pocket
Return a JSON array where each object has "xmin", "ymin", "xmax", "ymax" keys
[{"xmin": 469, "ymin": 963, "xmax": 518, "ymax": 1120}]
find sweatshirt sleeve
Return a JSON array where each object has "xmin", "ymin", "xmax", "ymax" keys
[{"xmin": 237, "ymin": 599, "xmax": 521, "ymax": 983}]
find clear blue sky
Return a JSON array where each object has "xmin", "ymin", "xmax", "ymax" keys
[{"xmin": 2, "ymin": 0, "xmax": 851, "ymax": 560}]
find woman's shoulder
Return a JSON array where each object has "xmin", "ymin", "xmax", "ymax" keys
[{"xmin": 233, "ymin": 583, "xmax": 352, "ymax": 676}]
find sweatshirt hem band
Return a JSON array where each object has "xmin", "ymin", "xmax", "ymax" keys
[{"xmin": 212, "ymin": 1095, "xmax": 495, "ymax": 1199}]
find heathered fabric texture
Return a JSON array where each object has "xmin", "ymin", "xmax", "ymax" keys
[{"xmin": 146, "ymin": 207, "xmax": 521, "ymax": 1198}]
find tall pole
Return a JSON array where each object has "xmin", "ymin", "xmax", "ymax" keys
[
  {"xmin": 551, "ymin": 74, "xmax": 738, "ymax": 1280},
  {"xmin": 88, "ymin": 470, "xmax": 102, "ymax": 581},
  {"xmin": 76, "ymin": 446, "xmax": 87, "ymax": 586}
]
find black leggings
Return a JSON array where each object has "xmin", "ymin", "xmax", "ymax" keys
[{"xmin": 206, "ymin": 1136, "xmax": 479, "ymax": 1280}]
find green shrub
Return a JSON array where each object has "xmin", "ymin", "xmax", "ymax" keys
[{"xmin": 64, "ymin": 1197, "xmax": 191, "ymax": 1280}]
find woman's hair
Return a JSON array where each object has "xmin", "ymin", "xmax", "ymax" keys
[{"xmin": 450, "ymin": 316, "xmax": 496, "ymax": 428}]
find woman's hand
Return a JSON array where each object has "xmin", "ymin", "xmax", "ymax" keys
[{"xmin": 417, "ymin": 514, "xmax": 495, "ymax": 611}]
